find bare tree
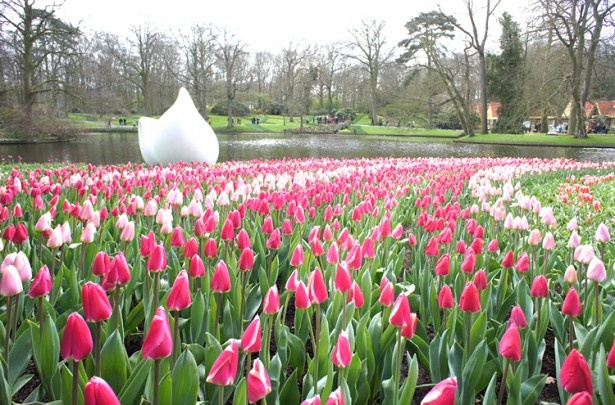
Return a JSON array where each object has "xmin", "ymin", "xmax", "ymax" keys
[
  {"xmin": 317, "ymin": 42, "xmax": 346, "ymax": 111},
  {"xmin": 277, "ymin": 43, "xmax": 314, "ymax": 122},
  {"xmin": 541, "ymin": 0, "xmax": 615, "ymax": 137},
  {"xmin": 441, "ymin": 0, "xmax": 502, "ymax": 134},
  {"xmin": 346, "ymin": 20, "xmax": 394, "ymax": 126},
  {"xmin": 214, "ymin": 29, "xmax": 249, "ymax": 128},
  {"xmin": 250, "ymin": 51, "xmax": 274, "ymax": 110},
  {"xmin": 0, "ymin": 0, "xmax": 80, "ymax": 136},
  {"xmin": 179, "ymin": 23, "xmax": 217, "ymax": 117}
]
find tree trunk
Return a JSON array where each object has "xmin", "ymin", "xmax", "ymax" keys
[{"xmin": 478, "ymin": 52, "xmax": 488, "ymax": 134}]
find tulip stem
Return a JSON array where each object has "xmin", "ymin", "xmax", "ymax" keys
[
  {"xmin": 568, "ymin": 316, "xmax": 574, "ymax": 350},
  {"xmin": 172, "ymin": 311, "xmax": 179, "ymax": 369},
  {"xmin": 262, "ymin": 315, "xmax": 272, "ymax": 369},
  {"xmin": 153, "ymin": 359, "xmax": 160, "ymax": 405},
  {"xmin": 71, "ymin": 360, "xmax": 79, "ymax": 405},
  {"xmin": 535, "ymin": 298, "xmax": 542, "ymax": 340},
  {"xmin": 215, "ymin": 293, "xmax": 222, "ymax": 340},
  {"xmin": 240, "ymin": 271, "xmax": 247, "ymax": 327},
  {"xmin": 593, "ymin": 281, "xmax": 600, "ymax": 326},
  {"xmin": 306, "ymin": 309, "xmax": 318, "ymax": 394},
  {"xmin": 37, "ymin": 296, "xmax": 44, "ymax": 339},
  {"xmin": 314, "ymin": 304, "xmax": 321, "ymax": 388},
  {"xmin": 4, "ymin": 296, "xmax": 12, "ymax": 380},
  {"xmin": 393, "ymin": 331, "xmax": 404, "ymax": 405},
  {"xmin": 153, "ymin": 272, "xmax": 160, "ymax": 311},
  {"xmin": 497, "ymin": 358, "xmax": 509, "ymax": 405},
  {"xmin": 95, "ymin": 321, "xmax": 102, "ymax": 376},
  {"xmin": 465, "ymin": 311, "xmax": 472, "ymax": 361}
]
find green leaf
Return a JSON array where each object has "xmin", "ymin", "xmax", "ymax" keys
[
  {"xmin": 0, "ymin": 363, "xmax": 11, "ymax": 405},
  {"xmin": 279, "ymin": 369, "xmax": 301, "ymax": 405},
  {"xmin": 399, "ymin": 354, "xmax": 418, "ymax": 403},
  {"xmin": 190, "ymin": 291, "xmax": 205, "ymax": 345},
  {"xmin": 520, "ymin": 374, "xmax": 547, "ymax": 405},
  {"xmin": 30, "ymin": 316, "xmax": 60, "ymax": 400},
  {"xmin": 232, "ymin": 377, "xmax": 247, "ymax": 405},
  {"xmin": 100, "ymin": 330, "xmax": 128, "ymax": 396},
  {"xmin": 597, "ymin": 346, "xmax": 615, "ymax": 404},
  {"xmin": 8, "ymin": 325, "xmax": 32, "ymax": 387},
  {"xmin": 119, "ymin": 357, "xmax": 152, "ymax": 405},
  {"xmin": 482, "ymin": 373, "xmax": 498, "ymax": 405},
  {"xmin": 460, "ymin": 340, "xmax": 487, "ymax": 404},
  {"xmin": 172, "ymin": 350, "xmax": 199, "ymax": 405}
]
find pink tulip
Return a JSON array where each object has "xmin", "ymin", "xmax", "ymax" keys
[
  {"xmin": 206, "ymin": 340, "xmax": 239, "ymax": 386},
  {"xmin": 586, "ymin": 257, "xmax": 606, "ymax": 283},
  {"xmin": 542, "ymin": 232, "xmax": 555, "ymax": 250},
  {"xmin": 266, "ymin": 229, "xmax": 281, "ymax": 250},
  {"xmin": 247, "ymin": 359, "xmax": 272, "ymax": 403},
  {"xmin": 425, "ymin": 237, "xmax": 439, "ymax": 257},
  {"xmin": 509, "ymin": 305, "xmax": 527, "ymax": 328},
  {"xmin": 379, "ymin": 277, "xmax": 395, "ymax": 307},
  {"xmin": 0, "ymin": 265, "xmax": 23, "ymax": 297},
  {"xmin": 530, "ymin": 275, "xmax": 549, "ymax": 298},
  {"xmin": 285, "ymin": 269, "xmax": 299, "ymax": 292},
  {"xmin": 189, "ymin": 255, "xmax": 206, "ymax": 278},
  {"xmin": 331, "ymin": 330, "xmax": 352, "ymax": 368},
  {"xmin": 345, "ymin": 243, "xmax": 362, "ymax": 270},
  {"xmin": 459, "ymin": 282, "xmax": 481, "ymax": 313},
  {"xmin": 401, "ymin": 312, "xmax": 418, "ymax": 339},
  {"xmin": 61, "ymin": 312, "xmax": 93, "ymax": 361},
  {"xmin": 82, "ymin": 282, "xmax": 112, "ymax": 322},
  {"xmin": 102, "ymin": 253, "xmax": 131, "ymax": 291},
  {"xmin": 565, "ymin": 392, "xmax": 593, "ymax": 405},
  {"xmin": 594, "ymin": 222, "xmax": 610, "ymax": 243},
  {"xmin": 263, "ymin": 285, "xmax": 280, "ymax": 314},
  {"xmin": 499, "ymin": 325, "xmax": 522, "ymax": 362},
  {"xmin": 142, "ymin": 307, "xmax": 173, "ymax": 360},
  {"xmin": 236, "ymin": 228, "xmax": 251, "ymax": 250},
  {"xmin": 389, "ymin": 294, "xmax": 411, "ymax": 328},
  {"xmin": 562, "ymin": 287, "xmax": 582, "ymax": 317},
  {"xmin": 515, "ymin": 252, "xmax": 530, "ymax": 273},
  {"xmin": 184, "ymin": 237, "xmax": 199, "ymax": 259},
  {"xmin": 238, "ymin": 248, "xmax": 255, "ymax": 271},
  {"xmin": 308, "ymin": 267, "xmax": 328, "ymax": 304},
  {"xmin": 301, "ymin": 396, "xmax": 321, "ymax": 405},
  {"xmin": 47, "ymin": 225, "xmax": 63, "ymax": 248},
  {"xmin": 81, "ymin": 222, "xmax": 97, "ymax": 243},
  {"xmin": 84, "ymin": 376, "xmax": 120, "ymax": 405},
  {"xmin": 528, "ymin": 229, "xmax": 541, "ymax": 246},
  {"xmin": 348, "ymin": 281, "xmax": 364, "ymax": 308},
  {"xmin": 295, "ymin": 281, "xmax": 311, "ymax": 309},
  {"xmin": 326, "ymin": 387, "xmax": 344, "ymax": 405},
  {"xmin": 421, "ymin": 376, "xmax": 457, "ymax": 405},
  {"xmin": 334, "ymin": 263, "xmax": 352, "ymax": 294},
  {"xmin": 501, "ymin": 250, "xmax": 515, "ymax": 268},
  {"xmin": 170, "ymin": 226, "xmax": 186, "ymax": 248},
  {"xmin": 92, "ymin": 251, "xmax": 110, "ymax": 277},
  {"xmin": 241, "ymin": 316, "xmax": 262, "ymax": 353},
  {"xmin": 473, "ymin": 269, "xmax": 487, "ymax": 290},
  {"xmin": 438, "ymin": 285, "xmax": 455, "ymax": 309},
  {"xmin": 211, "ymin": 261, "xmax": 231, "ymax": 293},
  {"xmin": 119, "ymin": 221, "xmax": 135, "ymax": 242},
  {"xmin": 290, "ymin": 245, "xmax": 304, "ymax": 267},
  {"xmin": 29, "ymin": 265, "xmax": 52, "ymax": 298},
  {"xmin": 434, "ymin": 254, "xmax": 450, "ymax": 276},
  {"xmin": 607, "ymin": 337, "xmax": 615, "ymax": 368},
  {"xmin": 560, "ymin": 349, "xmax": 593, "ymax": 394},
  {"xmin": 204, "ymin": 238, "xmax": 218, "ymax": 258},
  {"xmin": 147, "ymin": 244, "xmax": 167, "ymax": 272},
  {"xmin": 564, "ymin": 265, "xmax": 578, "ymax": 284},
  {"xmin": 167, "ymin": 270, "xmax": 192, "ymax": 311}
]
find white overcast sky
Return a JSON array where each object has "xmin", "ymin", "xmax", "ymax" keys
[{"xmin": 56, "ymin": 0, "xmax": 532, "ymax": 53}]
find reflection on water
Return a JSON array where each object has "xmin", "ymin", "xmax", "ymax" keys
[{"xmin": 3, "ymin": 133, "xmax": 615, "ymax": 165}]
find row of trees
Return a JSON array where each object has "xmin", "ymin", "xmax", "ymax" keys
[{"xmin": 0, "ymin": 0, "xmax": 614, "ymax": 140}]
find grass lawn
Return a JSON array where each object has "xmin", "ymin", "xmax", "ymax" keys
[{"xmin": 458, "ymin": 132, "xmax": 615, "ymax": 147}]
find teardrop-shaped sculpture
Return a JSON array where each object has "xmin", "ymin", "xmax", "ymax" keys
[{"xmin": 138, "ymin": 87, "xmax": 219, "ymax": 165}]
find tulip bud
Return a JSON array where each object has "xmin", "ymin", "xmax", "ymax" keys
[
  {"xmin": 61, "ymin": 312, "xmax": 93, "ymax": 361},
  {"xmin": 167, "ymin": 270, "xmax": 192, "ymax": 311},
  {"xmin": 515, "ymin": 252, "xmax": 530, "ymax": 273},
  {"xmin": 308, "ymin": 267, "xmax": 328, "ymax": 304},
  {"xmin": 211, "ymin": 261, "xmax": 231, "ymax": 293},
  {"xmin": 331, "ymin": 330, "xmax": 352, "ymax": 368},
  {"xmin": 594, "ymin": 222, "xmax": 610, "ymax": 243},
  {"xmin": 92, "ymin": 251, "xmax": 110, "ymax": 277},
  {"xmin": 241, "ymin": 316, "xmax": 262, "ymax": 353},
  {"xmin": 509, "ymin": 305, "xmax": 527, "ymax": 328},
  {"xmin": 295, "ymin": 281, "xmax": 311, "ymax": 309},
  {"xmin": 238, "ymin": 248, "xmax": 255, "ymax": 271},
  {"xmin": 564, "ymin": 265, "xmax": 578, "ymax": 284},
  {"xmin": 560, "ymin": 349, "xmax": 593, "ymax": 394},
  {"xmin": 425, "ymin": 237, "xmax": 439, "ymax": 257},
  {"xmin": 82, "ymin": 282, "xmax": 112, "ymax": 322},
  {"xmin": 379, "ymin": 277, "xmax": 395, "ymax": 307},
  {"xmin": 499, "ymin": 325, "xmax": 521, "ymax": 362},
  {"xmin": 263, "ymin": 285, "xmax": 280, "ymax": 315},
  {"xmin": 434, "ymin": 254, "xmax": 450, "ymax": 276},
  {"xmin": 147, "ymin": 244, "xmax": 167, "ymax": 272},
  {"xmin": 247, "ymin": 359, "xmax": 272, "ymax": 403},
  {"xmin": 530, "ymin": 275, "xmax": 549, "ymax": 298},
  {"xmin": 565, "ymin": 392, "xmax": 593, "ymax": 405},
  {"xmin": 142, "ymin": 307, "xmax": 172, "ymax": 360},
  {"xmin": 335, "ymin": 263, "xmax": 352, "ymax": 294},
  {"xmin": 301, "ymin": 396, "xmax": 322, "ymax": 405},
  {"xmin": 473, "ymin": 269, "xmax": 488, "ymax": 290},
  {"xmin": 459, "ymin": 282, "xmax": 481, "ymax": 313},
  {"xmin": 29, "ymin": 265, "xmax": 53, "ymax": 298},
  {"xmin": 586, "ymin": 256, "xmax": 607, "ymax": 283},
  {"xmin": 206, "ymin": 340, "xmax": 239, "ymax": 386},
  {"xmin": 326, "ymin": 387, "xmax": 344, "ymax": 405},
  {"xmin": 401, "ymin": 312, "xmax": 418, "ymax": 339},
  {"xmin": 438, "ymin": 285, "xmax": 455, "ymax": 309},
  {"xmin": 0, "ymin": 265, "xmax": 23, "ymax": 297},
  {"xmin": 607, "ymin": 337, "xmax": 615, "ymax": 369},
  {"xmin": 501, "ymin": 250, "xmax": 515, "ymax": 268},
  {"xmin": 290, "ymin": 245, "xmax": 304, "ymax": 267},
  {"xmin": 420, "ymin": 376, "xmax": 457, "ymax": 405},
  {"xmin": 348, "ymin": 281, "xmax": 364, "ymax": 308},
  {"xmin": 84, "ymin": 376, "xmax": 121, "ymax": 405},
  {"xmin": 189, "ymin": 255, "xmax": 205, "ymax": 278},
  {"xmin": 389, "ymin": 294, "xmax": 411, "ymax": 328},
  {"xmin": 562, "ymin": 287, "xmax": 582, "ymax": 317}
]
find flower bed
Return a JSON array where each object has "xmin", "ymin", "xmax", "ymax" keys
[{"xmin": 0, "ymin": 157, "xmax": 614, "ymax": 405}]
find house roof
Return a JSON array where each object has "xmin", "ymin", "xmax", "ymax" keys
[
  {"xmin": 474, "ymin": 102, "xmax": 501, "ymax": 120},
  {"xmin": 595, "ymin": 101, "xmax": 615, "ymax": 117}
]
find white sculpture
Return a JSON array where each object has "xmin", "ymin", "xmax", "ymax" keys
[{"xmin": 138, "ymin": 87, "xmax": 219, "ymax": 165}]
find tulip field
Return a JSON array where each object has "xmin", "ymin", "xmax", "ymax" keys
[{"xmin": 0, "ymin": 156, "xmax": 614, "ymax": 405}]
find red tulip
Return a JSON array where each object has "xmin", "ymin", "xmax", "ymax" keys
[
  {"xmin": 84, "ymin": 376, "xmax": 120, "ymax": 405},
  {"xmin": 421, "ymin": 376, "xmax": 457, "ymax": 405},
  {"xmin": 92, "ymin": 251, "xmax": 110, "ymax": 277},
  {"xmin": 334, "ymin": 263, "xmax": 352, "ymax": 294},
  {"xmin": 473, "ymin": 269, "xmax": 487, "ymax": 290},
  {"xmin": 241, "ymin": 316, "xmax": 262, "ymax": 353},
  {"xmin": 379, "ymin": 277, "xmax": 395, "ymax": 307},
  {"xmin": 238, "ymin": 248, "xmax": 255, "ymax": 271},
  {"xmin": 142, "ymin": 307, "xmax": 173, "ymax": 360},
  {"xmin": 509, "ymin": 305, "xmax": 527, "ymax": 328},
  {"xmin": 290, "ymin": 245, "xmax": 304, "ymax": 267},
  {"xmin": 470, "ymin": 238, "xmax": 483, "ymax": 254},
  {"xmin": 184, "ymin": 237, "xmax": 199, "ymax": 259},
  {"xmin": 502, "ymin": 250, "xmax": 515, "ymax": 268},
  {"xmin": 82, "ymin": 282, "xmax": 112, "ymax": 322},
  {"xmin": 425, "ymin": 237, "xmax": 439, "ymax": 257},
  {"xmin": 499, "ymin": 325, "xmax": 521, "ymax": 362},
  {"xmin": 13, "ymin": 223, "xmax": 28, "ymax": 244},
  {"xmin": 262, "ymin": 285, "xmax": 280, "ymax": 314},
  {"xmin": 295, "ymin": 281, "xmax": 311, "ymax": 309},
  {"xmin": 562, "ymin": 287, "xmax": 582, "ymax": 317},
  {"xmin": 348, "ymin": 281, "xmax": 364, "ymax": 308},
  {"xmin": 308, "ymin": 267, "xmax": 328, "ymax": 304},
  {"xmin": 460, "ymin": 251, "xmax": 476, "ymax": 273},
  {"xmin": 206, "ymin": 340, "xmax": 239, "ymax": 386},
  {"xmin": 189, "ymin": 255, "xmax": 206, "ymax": 278},
  {"xmin": 28, "ymin": 265, "xmax": 52, "ymax": 298},
  {"xmin": 204, "ymin": 238, "xmax": 218, "ymax": 258},
  {"xmin": 211, "ymin": 261, "xmax": 231, "ymax": 293},
  {"xmin": 401, "ymin": 312, "xmax": 418, "ymax": 339},
  {"xmin": 236, "ymin": 228, "xmax": 251, "ymax": 250},
  {"xmin": 147, "ymin": 243, "xmax": 167, "ymax": 272},
  {"xmin": 455, "ymin": 240, "xmax": 466, "ymax": 254},
  {"xmin": 247, "ymin": 359, "xmax": 272, "ymax": 403},
  {"xmin": 331, "ymin": 330, "xmax": 352, "ymax": 368},
  {"xmin": 434, "ymin": 254, "xmax": 450, "ymax": 276},
  {"xmin": 389, "ymin": 294, "xmax": 411, "ymax": 328},
  {"xmin": 560, "ymin": 349, "xmax": 593, "ymax": 394},
  {"xmin": 608, "ymin": 337, "xmax": 615, "ymax": 368},
  {"xmin": 102, "ymin": 253, "xmax": 131, "ymax": 291},
  {"xmin": 167, "ymin": 270, "xmax": 192, "ymax": 311},
  {"xmin": 530, "ymin": 275, "xmax": 549, "ymax": 298},
  {"xmin": 61, "ymin": 312, "xmax": 93, "ymax": 361},
  {"xmin": 261, "ymin": 216, "xmax": 274, "ymax": 234},
  {"xmin": 459, "ymin": 282, "xmax": 481, "ymax": 313},
  {"xmin": 2, "ymin": 224, "xmax": 15, "ymax": 242},
  {"xmin": 266, "ymin": 229, "xmax": 281, "ymax": 250},
  {"xmin": 515, "ymin": 252, "xmax": 530, "ymax": 272},
  {"xmin": 438, "ymin": 285, "xmax": 455, "ymax": 309},
  {"xmin": 139, "ymin": 231, "xmax": 155, "ymax": 257},
  {"xmin": 220, "ymin": 217, "xmax": 235, "ymax": 241},
  {"xmin": 565, "ymin": 392, "xmax": 593, "ymax": 405}
]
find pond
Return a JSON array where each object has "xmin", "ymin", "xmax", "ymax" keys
[{"xmin": 3, "ymin": 132, "xmax": 615, "ymax": 165}]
